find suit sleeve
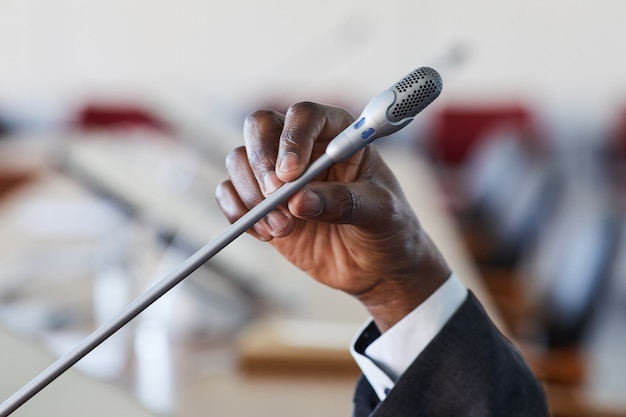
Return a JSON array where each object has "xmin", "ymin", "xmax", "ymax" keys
[{"xmin": 353, "ymin": 292, "xmax": 550, "ymax": 417}]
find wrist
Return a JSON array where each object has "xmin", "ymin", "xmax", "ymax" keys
[{"xmin": 357, "ymin": 233, "xmax": 451, "ymax": 332}]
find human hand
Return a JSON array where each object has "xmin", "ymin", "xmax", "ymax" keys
[{"xmin": 216, "ymin": 102, "xmax": 450, "ymax": 331}]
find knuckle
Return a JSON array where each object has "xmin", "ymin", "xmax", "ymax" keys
[
  {"xmin": 332, "ymin": 185, "xmax": 359, "ymax": 223},
  {"xmin": 288, "ymin": 101, "xmax": 317, "ymax": 112},
  {"xmin": 286, "ymin": 101, "xmax": 320, "ymax": 119},
  {"xmin": 280, "ymin": 129, "xmax": 297, "ymax": 147},
  {"xmin": 339, "ymin": 195, "xmax": 357, "ymax": 222},
  {"xmin": 281, "ymin": 102, "xmax": 323, "ymax": 147},
  {"xmin": 224, "ymin": 146, "xmax": 246, "ymax": 172},
  {"xmin": 244, "ymin": 109, "xmax": 285, "ymax": 138},
  {"xmin": 214, "ymin": 180, "xmax": 232, "ymax": 205},
  {"xmin": 248, "ymin": 147, "xmax": 274, "ymax": 169},
  {"xmin": 244, "ymin": 109, "xmax": 279, "ymax": 127}
]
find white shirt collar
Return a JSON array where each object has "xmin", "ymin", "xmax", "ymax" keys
[{"xmin": 350, "ymin": 273, "xmax": 467, "ymax": 401}]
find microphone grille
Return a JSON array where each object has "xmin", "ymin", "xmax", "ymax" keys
[{"xmin": 388, "ymin": 67, "xmax": 442, "ymax": 122}]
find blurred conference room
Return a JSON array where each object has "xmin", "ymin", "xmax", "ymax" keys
[{"xmin": 1, "ymin": 1, "xmax": 626, "ymax": 416}]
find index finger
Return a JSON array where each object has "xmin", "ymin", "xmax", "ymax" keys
[
  {"xmin": 276, "ymin": 102, "xmax": 354, "ymax": 183},
  {"xmin": 242, "ymin": 109, "xmax": 285, "ymax": 196}
]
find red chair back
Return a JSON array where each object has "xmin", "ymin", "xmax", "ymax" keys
[{"xmin": 428, "ymin": 104, "xmax": 536, "ymax": 166}]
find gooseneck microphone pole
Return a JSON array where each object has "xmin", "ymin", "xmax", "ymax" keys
[{"xmin": 0, "ymin": 66, "xmax": 442, "ymax": 416}]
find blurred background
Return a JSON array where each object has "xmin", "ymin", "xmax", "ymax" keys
[{"xmin": 1, "ymin": 0, "xmax": 626, "ymax": 416}]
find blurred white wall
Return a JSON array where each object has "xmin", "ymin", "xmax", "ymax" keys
[{"xmin": 0, "ymin": 0, "xmax": 625, "ymax": 119}]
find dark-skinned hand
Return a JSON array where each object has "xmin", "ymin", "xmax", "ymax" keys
[{"xmin": 216, "ymin": 102, "xmax": 450, "ymax": 331}]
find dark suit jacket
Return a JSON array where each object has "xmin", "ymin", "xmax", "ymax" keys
[{"xmin": 352, "ymin": 292, "xmax": 550, "ymax": 417}]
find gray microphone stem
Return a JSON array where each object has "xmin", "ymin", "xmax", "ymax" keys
[{"xmin": 0, "ymin": 154, "xmax": 335, "ymax": 417}]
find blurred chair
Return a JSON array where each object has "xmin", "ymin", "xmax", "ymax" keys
[
  {"xmin": 581, "ymin": 217, "xmax": 626, "ymax": 414},
  {"xmin": 445, "ymin": 127, "xmax": 561, "ymax": 342},
  {"xmin": 412, "ymin": 102, "xmax": 553, "ymax": 339},
  {"xmin": 522, "ymin": 187, "xmax": 619, "ymax": 349},
  {"xmin": 517, "ymin": 154, "xmax": 621, "ymax": 387},
  {"xmin": 421, "ymin": 102, "xmax": 545, "ymax": 241},
  {"xmin": 426, "ymin": 102, "xmax": 539, "ymax": 167},
  {"xmin": 604, "ymin": 105, "xmax": 626, "ymax": 199},
  {"xmin": 73, "ymin": 102, "xmax": 171, "ymax": 134},
  {"xmin": 458, "ymin": 128, "xmax": 559, "ymax": 267},
  {"xmin": 609, "ymin": 106, "xmax": 626, "ymax": 156},
  {"xmin": 0, "ymin": 116, "xmax": 8, "ymax": 137}
]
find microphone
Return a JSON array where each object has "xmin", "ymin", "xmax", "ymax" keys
[{"xmin": 0, "ymin": 66, "xmax": 442, "ymax": 416}]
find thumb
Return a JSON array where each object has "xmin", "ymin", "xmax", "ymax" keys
[{"xmin": 288, "ymin": 181, "xmax": 396, "ymax": 228}]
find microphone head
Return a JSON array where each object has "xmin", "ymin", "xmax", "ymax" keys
[
  {"xmin": 324, "ymin": 66, "xmax": 443, "ymax": 163},
  {"xmin": 387, "ymin": 67, "xmax": 442, "ymax": 123}
]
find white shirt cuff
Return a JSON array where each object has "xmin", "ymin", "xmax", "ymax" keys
[{"xmin": 350, "ymin": 273, "xmax": 468, "ymax": 401}]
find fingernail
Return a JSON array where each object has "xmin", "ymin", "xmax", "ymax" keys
[
  {"xmin": 263, "ymin": 172, "xmax": 281, "ymax": 195},
  {"xmin": 278, "ymin": 152, "xmax": 299, "ymax": 173},
  {"xmin": 252, "ymin": 223, "xmax": 272, "ymax": 241},
  {"xmin": 266, "ymin": 210, "xmax": 289, "ymax": 235},
  {"xmin": 299, "ymin": 190, "xmax": 323, "ymax": 218}
]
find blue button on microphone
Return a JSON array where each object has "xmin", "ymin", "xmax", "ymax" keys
[{"xmin": 361, "ymin": 128, "xmax": 375, "ymax": 140}]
